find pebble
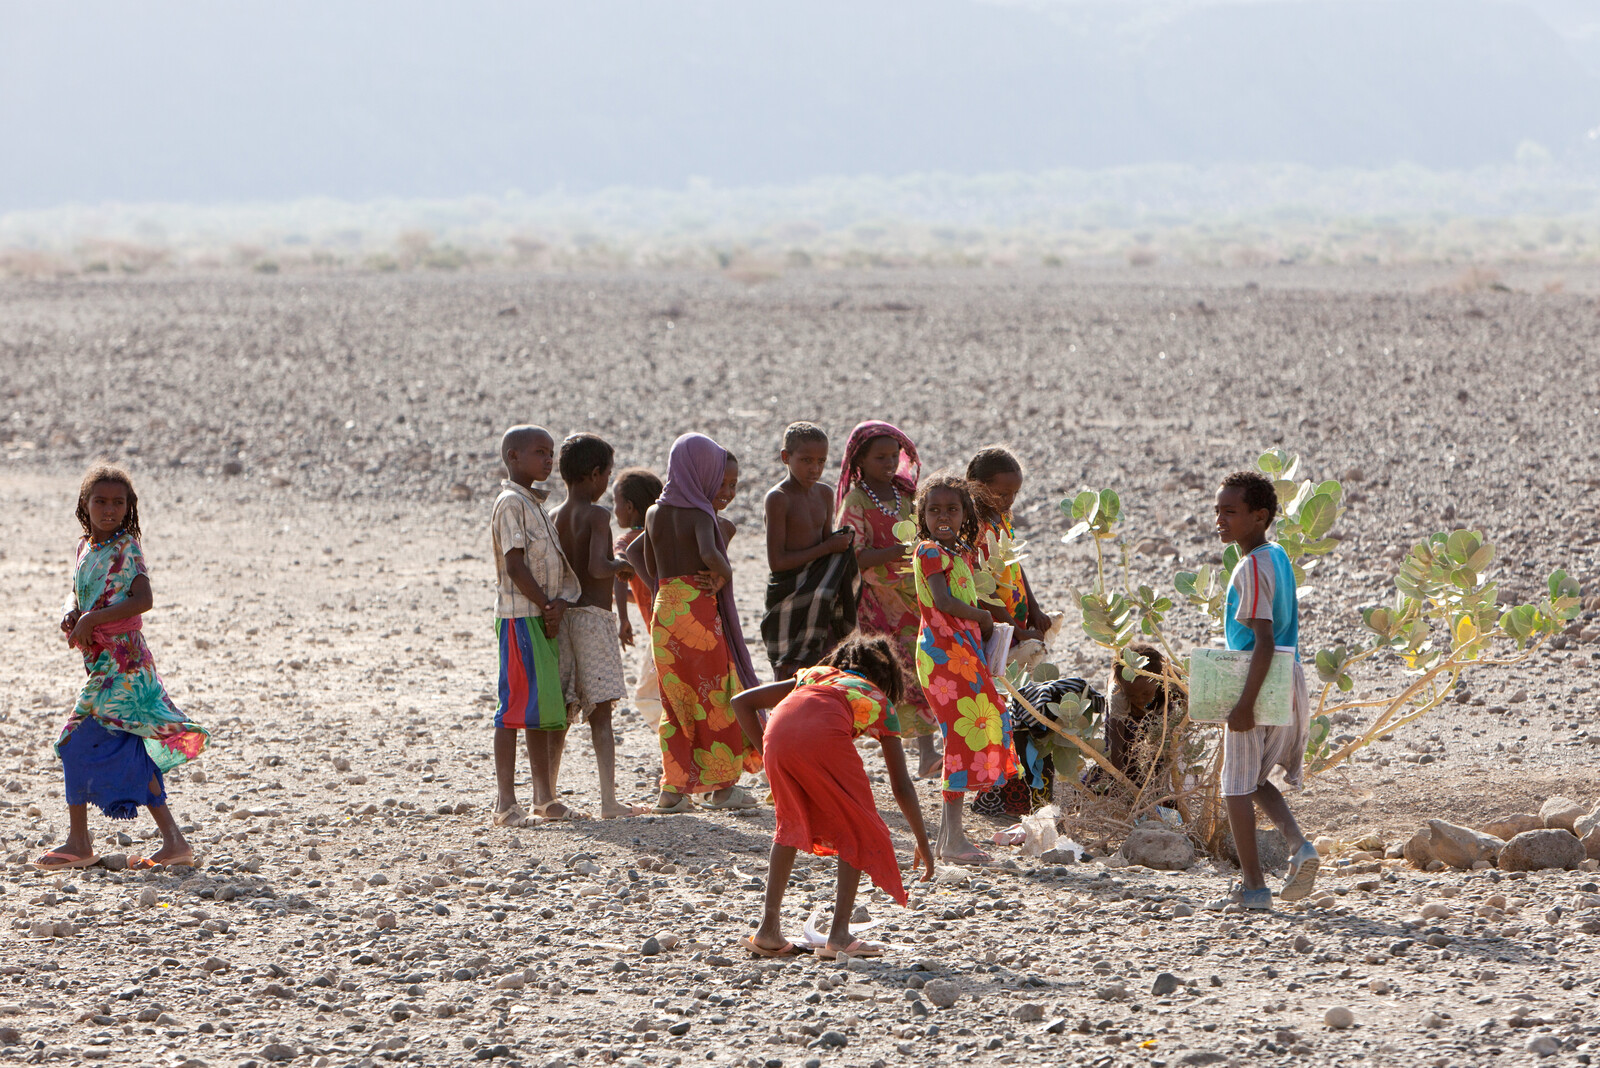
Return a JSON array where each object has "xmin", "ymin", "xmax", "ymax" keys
[
  {"xmin": 922, "ymin": 979, "xmax": 961, "ymax": 1008},
  {"xmin": 1324, "ymin": 1006, "xmax": 1355, "ymax": 1030},
  {"xmin": 1151, "ymin": 972, "xmax": 1181, "ymax": 996}
]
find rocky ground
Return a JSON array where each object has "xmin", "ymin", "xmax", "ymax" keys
[{"xmin": 2, "ymin": 266, "xmax": 1599, "ymax": 1068}]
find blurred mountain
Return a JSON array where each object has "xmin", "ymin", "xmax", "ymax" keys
[{"xmin": 0, "ymin": 0, "xmax": 1595, "ymax": 208}]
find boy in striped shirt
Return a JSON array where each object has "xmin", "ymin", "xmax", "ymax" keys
[{"xmin": 1214, "ymin": 470, "xmax": 1318, "ymax": 909}]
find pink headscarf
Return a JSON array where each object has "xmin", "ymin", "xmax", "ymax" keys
[
  {"xmin": 658, "ymin": 433, "xmax": 758, "ymax": 689},
  {"xmin": 835, "ymin": 420, "xmax": 921, "ymax": 513}
]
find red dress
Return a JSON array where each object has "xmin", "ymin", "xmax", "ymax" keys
[{"xmin": 763, "ymin": 666, "xmax": 909, "ymax": 905}]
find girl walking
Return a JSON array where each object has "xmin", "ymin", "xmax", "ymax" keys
[
  {"xmin": 732, "ymin": 632, "xmax": 934, "ymax": 959},
  {"xmin": 37, "ymin": 465, "xmax": 209, "ymax": 871},
  {"xmin": 835, "ymin": 421, "xmax": 940, "ymax": 777},
  {"xmin": 911, "ymin": 473, "xmax": 1016, "ymax": 864}
]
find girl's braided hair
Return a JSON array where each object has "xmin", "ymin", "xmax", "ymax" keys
[
  {"xmin": 913, "ymin": 472, "xmax": 980, "ymax": 547},
  {"xmin": 76, "ymin": 463, "xmax": 141, "ymax": 541},
  {"xmin": 820, "ymin": 631, "xmax": 905, "ymax": 705}
]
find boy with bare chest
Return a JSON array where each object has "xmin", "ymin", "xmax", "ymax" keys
[
  {"xmin": 551, "ymin": 433, "xmax": 643, "ymax": 819},
  {"xmin": 760, "ymin": 422, "xmax": 857, "ymax": 679}
]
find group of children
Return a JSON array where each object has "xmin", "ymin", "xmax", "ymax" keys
[{"xmin": 36, "ymin": 434, "xmax": 1319, "ymax": 953}]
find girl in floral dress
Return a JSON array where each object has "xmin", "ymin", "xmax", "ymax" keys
[
  {"xmin": 36, "ymin": 465, "xmax": 210, "ymax": 871},
  {"xmin": 834, "ymin": 421, "xmax": 941, "ymax": 777},
  {"xmin": 912, "ymin": 473, "xmax": 1017, "ymax": 864},
  {"xmin": 967, "ymin": 446, "xmax": 1053, "ymax": 642},
  {"xmin": 731, "ymin": 633, "xmax": 934, "ymax": 959}
]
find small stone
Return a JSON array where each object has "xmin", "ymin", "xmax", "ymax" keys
[
  {"xmin": 815, "ymin": 1031, "xmax": 846, "ymax": 1048},
  {"xmin": 375, "ymin": 912, "xmax": 397, "ymax": 930},
  {"xmin": 1095, "ymin": 982, "xmax": 1129, "ymax": 1001},
  {"xmin": 0, "ymin": 1027, "xmax": 19, "ymax": 1045},
  {"xmin": 261, "ymin": 1043, "xmax": 296, "ymax": 1062},
  {"xmin": 922, "ymin": 979, "xmax": 961, "ymax": 1008},
  {"xmin": 1044, "ymin": 1017, "xmax": 1067, "ymax": 1034},
  {"xmin": 1369, "ymin": 979, "xmax": 1391, "ymax": 995},
  {"xmin": 139, "ymin": 887, "xmax": 159, "ymax": 907},
  {"xmin": 1013, "ymin": 1003, "xmax": 1045, "ymax": 1022},
  {"xmin": 1312, "ymin": 835, "xmax": 1337, "ymax": 855},
  {"xmin": 1151, "ymin": 972, "xmax": 1181, "ymax": 997},
  {"xmin": 1292, "ymin": 935, "xmax": 1313, "ymax": 953},
  {"xmin": 200, "ymin": 956, "xmax": 229, "ymax": 973},
  {"xmin": 1419, "ymin": 1011, "xmax": 1447, "ymax": 1030},
  {"xmin": 1526, "ymin": 1035, "xmax": 1560, "ymax": 1056},
  {"xmin": 1172, "ymin": 903, "xmax": 1195, "ymax": 918},
  {"xmin": 495, "ymin": 974, "xmax": 525, "ymax": 990},
  {"xmin": 1419, "ymin": 901, "xmax": 1452, "ymax": 920},
  {"xmin": 1038, "ymin": 846, "xmax": 1078, "ymax": 865},
  {"xmin": 1323, "ymin": 1006, "xmax": 1355, "ymax": 1030},
  {"xmin": 641, "ymin": 937, "xmax": 662, "ymax": 956},
  {"xmin": 99, "ymin": 854, "xmax": 128, "ymax": 871}
]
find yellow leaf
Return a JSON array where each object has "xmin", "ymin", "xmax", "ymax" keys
[{"xmin": 1454, "ymin": 615, "xmax": 1476, "ymax": 645}]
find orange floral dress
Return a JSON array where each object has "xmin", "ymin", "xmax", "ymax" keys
[
  {"xmin": 912, "ymin": 540, "xmax": 1015, "ymax": 799},
  {"xmin": 762, "ymin": 666, "xmax": 909, "ymax": 904},
  {"xmin": 652, "ymin": 577, "xmax": 760, "ymax": 794}
]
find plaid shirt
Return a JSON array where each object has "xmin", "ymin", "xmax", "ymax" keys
[{"xmin": 491, "ymin": 480, "xmax": 579, "ymax": 618}]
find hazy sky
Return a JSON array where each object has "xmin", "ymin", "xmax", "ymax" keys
[{"xmin": 2, "ymin": 0, "xmax": 1596, "ymax": 211}]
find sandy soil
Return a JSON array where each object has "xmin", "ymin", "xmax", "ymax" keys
[{"xmin": 2, "ymin": 268, "xmax": 1598, "ymax": 1068}]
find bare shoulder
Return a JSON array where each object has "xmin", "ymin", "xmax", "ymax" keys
[
  {"xmin": 764, "ymin": 482, "xmax": 794, "ymax": 508},
  {"xmin": 810, "ymin": 481, "xmax": 836, "ymax": 509}
]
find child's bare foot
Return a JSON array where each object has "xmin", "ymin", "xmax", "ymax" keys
[{"xmin": 599, "ymin": 801, "xmax": 649, "ymax": 819}]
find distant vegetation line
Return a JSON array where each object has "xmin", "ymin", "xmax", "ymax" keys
[{"xmin": 3, "ymin": 163, "xmax": 1600, "ymax": 277}]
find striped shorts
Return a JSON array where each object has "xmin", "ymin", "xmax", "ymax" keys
[
  {"xmin": 495, "ymin": 615, "xmax": 566, "ymax": 731},
  {"xmin": 1220, "ymin": 660, "xmax": 1310, "ymax": 798}
]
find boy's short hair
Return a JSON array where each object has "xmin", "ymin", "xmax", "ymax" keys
[
  {"xmin": 783, "ymin": 421, "xmax": 828, "ymax": 452},
  {"xmin": 613, "ymin": 467, "xmax": 663, "ymax": 515},
  {"xmin": 558, "ymin": 433, "xmax": 614, "ymax": 483},
  {"xmin": 1221, "ymin": 470, "xmax": 1278, "ymax": 516}
]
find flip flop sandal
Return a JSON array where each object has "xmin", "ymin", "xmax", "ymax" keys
[
  {"xmin": 492, "ymin": 804, "xmax": 535, "ymax": 828},
  {"xmin": 32, "ymin": 850, "xmax": 100, "ymax": 872},
  {"xmin": 701, "ymin": 787, "xmax": 759, "ymax": 811},
  {"xmin": 652, "ymin": 793, "xmax": 696, "ymax": 814},
  {"xmin": 129, "ymin": 851, "xmax": 196, "ymax": 870},
  {"xmin": 817, "ymin": 939, "xmax": 885, "ymax": 961},
  {"xmin": 740, "ymin": 936, "xmax": 810, "ymax": 959},
  {"xmin": 533, "ymin": 802, "xmax": 590, "ymax": 822},
  {"xmin": 938, "ymin": 850, "xmax": 996, "ymax": 867}
]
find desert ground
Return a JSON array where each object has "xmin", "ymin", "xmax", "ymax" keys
[{"xmin": 2, "ymin": 266, "xmax": 1599, "ymax": 1068}]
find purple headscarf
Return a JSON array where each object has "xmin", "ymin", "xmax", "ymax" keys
[{"xmin": 659, "ymin": 433, "xmax": 757, "ymax": 689}]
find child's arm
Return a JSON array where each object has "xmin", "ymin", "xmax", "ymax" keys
[
  {"xmin": 584, "ymin": 506, "xmax": 632, "ymax": 582},
  {"xmin": 765, "ymin": 490, "xmax": 853, "ymax": 572},
  {"xmin": 504, "ymin": 548, "xmax": 568, "ymax": 632},
  {"xmin": 1019, "ymin": 567, "xmax": 1050, "ymax": 639},
  {"xmin": 1226, "ymin": 618, "xmax": 1277, "ymax": 733},
  {"xmin": 926, "ymin": 571, "xmax": 993, "ymax": 637},
  {"xmin": 627, "ymin": 532, "xmax": 655, "ymax": 592},
  {"xmin": 614, "ymin": 575, "xmax": 635, "ymax": 646},
  {"xmin": 729, "ymin": 679, "xmax": 797, "ymax": 756},
  {"xmin": 879, "ymin": 736, "xmax": 935, "ymax": 883},
  {"xmin": 695, "ymin": 513, "xmax": 734, "ymax": 589},
  {"xmin": 856, "ymin": 542, "xmax": 907, "ymax": 569},
  {"xmin": 68, "ymin": 574, "xmax": 153, "ymax": 650}
]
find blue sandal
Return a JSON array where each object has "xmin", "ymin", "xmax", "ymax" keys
[{"xmin": 1281, "ymin": 842, "xmax": 1321, "ymax": 902}]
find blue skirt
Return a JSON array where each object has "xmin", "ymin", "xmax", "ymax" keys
[{"xmin": 61, "ymin": 717, "xmax": 166, "ymax": 820}]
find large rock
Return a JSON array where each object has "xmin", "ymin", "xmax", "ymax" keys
[
  {"xmin": 1424, "ymin": 820, "xmax": 1504, "ymax": 870},
  {"xmin": 1480, "ymin": 813, "xmax": 1543, "ymax": 841},
  {"xmin": 1499, "ymin": 828, "xmax": 1586, "ymax": 871},
  {"xmin": 1118, "ymin": 828, "xmax": 1196, "ymax": 871},
  {"xmin": 1540, "ymin": 796, "xmax": 1585, "ymax": 832},
  {"xmin": 1220, "ymin": 828, "xmax": 1290, "ymax": 872}
]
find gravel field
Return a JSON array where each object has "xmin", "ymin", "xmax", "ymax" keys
[{"xmin": 2, "ymin": 268, "xmax": 1599, "ymax": 1068}]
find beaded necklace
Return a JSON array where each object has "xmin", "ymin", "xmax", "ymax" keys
[{"xmin": 858, "ymin": 476, "xmax": 902, "ymax": 517}]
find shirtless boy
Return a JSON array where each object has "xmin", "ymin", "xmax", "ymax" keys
[
  {"xmin": 552, "ymin": 432, "xmax": 644, "ymax": 819},
  {"xmin": 760, "ymin": 422, "xmax": 856, "ymax": 677}
]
